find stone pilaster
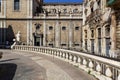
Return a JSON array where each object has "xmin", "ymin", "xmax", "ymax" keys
[
  {"xmin": 55, "ymin": 20, "xmax": 60, "ymax": 48},
  {"xmin": 27, "ymin": 20, "xmax": 33, "ymax": 45},
  {"xmin": 109, "ymin": 10, "xmax": 117, "ymax": 57},
  {"xmin": 111, "ymin": 11, "xmax": 116, "ymax": 50},
  {"xmin": 27, "ymin": 0, "xmax": 33, "ymax": 18},
  {"xmin": 30, "ymin": 20, "xmax": 33, "ymax": 45},
  {"xmin": 4, "ymin": 0, "xmax": 6, "ymax": 18},
  {"xmin": 27, "ymin": 20, "xmax": 29, "ymax": 45},
  {"xmin": 69, "ymin": 21, "xmax": 73, "ymax": 48},
  {"xmin": 43, "ymin": 20, "xmax": 46, "ymax": 46}
]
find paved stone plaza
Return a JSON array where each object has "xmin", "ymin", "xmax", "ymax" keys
[{"xmin": 0, "ymin": 50, "xmax": 97, "ymax": 80}]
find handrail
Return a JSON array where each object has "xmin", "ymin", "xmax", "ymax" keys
[{"xmin": 13, "ymin": 45, "xmax": 120, "ymax": 80}]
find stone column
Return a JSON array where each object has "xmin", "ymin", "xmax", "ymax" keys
[
  {"xmin": 69, "ymin": 21, "xmax": 73, "ymax": 48},
  {"xmin": 43, "ymin": 20, "xmax": 46, "ymax": 46},
  {"xmin": 55, "ymin": 20, "xmax": 60, "ymax": 48}
]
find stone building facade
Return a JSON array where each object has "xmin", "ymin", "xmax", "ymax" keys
[
  {"xmin": 107, "ymin": 0, "xmax": 120, "ymax": 57},
  {"xmin": 82, "ymin": 0, "xmax": 120, "ymax": 58},
  {"xmin": 0, "ymin": 0, "xmax": 83, "ymax": 49}
]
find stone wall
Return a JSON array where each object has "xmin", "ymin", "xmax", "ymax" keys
[
  {"xmin": 6, "ymin": 20, "xmax": 27, "ymax": 44},
  {"xmin": 6, "ymin": 0, "xmax": 28, "ymax": 18}
]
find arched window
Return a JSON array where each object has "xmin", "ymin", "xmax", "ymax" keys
[
  {"xmin": 14, "ymin": 0, "xmax": 20, "ymax": 11},
  {"xmin": 91, "ymin": 30, "xmax": 94, "ymax": 38},
  {"xmin": 105, "ymin": 26, "xmax": 110, "ymax": 36},
  {"xmin": 98, "ymin": 28, "xmax": 101, "ymax": 38},
  {"xmin": 0, "ymin": 0, "xmax": 1, "ymax": 12}
]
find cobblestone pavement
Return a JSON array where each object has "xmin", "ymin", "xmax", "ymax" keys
[{"xmin": 0, "ymin": 50, "xmax": 98, "ymax": 80}]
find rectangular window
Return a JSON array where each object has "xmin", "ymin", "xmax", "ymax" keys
[
  {"xmin": 61, "ymin": 44, "xmax": 66, "ymax": 46},
  {"xmin": 62, "ymin": 26, "xmax": 66, "ymax": 30},
  {"xmin": 0, "ymin": 0, "xmax": 1, "ymax": 12},
  {"xmin": 49, "ymin": 26, "xmax": 53, "ymax": 30},
  {"xmin": 74, "ymin": 44, "xmax": 79, "ymax": 46},
  {"xmin": 75, "ymin": 26, "xmax": 79, "ymax": 30},
  {"xmin": 14, "ymin": 0, "xmax": 20, "ymax": 11}
]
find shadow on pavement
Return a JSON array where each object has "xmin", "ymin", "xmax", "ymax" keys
[
  {"xmin": 0, "ymin": 58, "xmax": 19, "ymax": 63},
  {"xmin": 0, "ymin": 63, "xmax": 17, "ymax": 80}
]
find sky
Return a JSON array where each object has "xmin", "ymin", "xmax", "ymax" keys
[{"xmin": 44, "ymin": 0, "xmax": 83, "ymax": 3}]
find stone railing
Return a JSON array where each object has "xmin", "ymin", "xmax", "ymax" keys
[
  {"xmin": 33, "ymin": 13, "xmax": 82, "ymax": 19},
  {"xmin": 13, "ymin": 45, "xmax": 120, "ymax": 80}
]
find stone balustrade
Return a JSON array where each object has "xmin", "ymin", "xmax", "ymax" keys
[
  {"xmin": 13, "ymin": 45, "xmax": 120, "ymax": 80},
  {"xmin": 33, "ymin": 13, "xmax": 82, "ymax": 19}
]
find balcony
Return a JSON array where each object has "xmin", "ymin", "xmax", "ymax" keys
[{"xmin": 107, "ymin": 0, "xmax": 120, "ymax": 8}]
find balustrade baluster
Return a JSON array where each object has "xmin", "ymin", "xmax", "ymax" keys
[
  {"xmin": 69, "ymin": 54, "xmax": 73, "ymax": 63},
  {"xmin": 105, "ymin": 66, "xmax": 112, "ymax": 78},
  {"xmin": 96, "ymin": 63, "xmax": 102, "ymax": 75},
  {"xmin": 83, "ymin": 58, "xmax": 87, "ymax": 66},
  {"xmin": 77, "ymin": 57, "xmax": 81, "ymax": 66},
  {"xmin": 73, "ymin": 56, "xmax": 77, "ymax": 65},
  {"xmin": 89, "ymin": 60, "xmax": 94, "ymax": 69},
  {"xmin": 62, "ymin": 52, "xmax": 65, "ymax": 59},
  {"xmin": 118, "ymin": 71, "xmax": 120, "ymax": 80}
]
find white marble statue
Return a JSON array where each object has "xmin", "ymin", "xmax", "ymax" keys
[{"xmin": 16, "ymin": 31, "xmax": 21, "ymax": 42}]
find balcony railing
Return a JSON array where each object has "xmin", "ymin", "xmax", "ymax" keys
[{"xmin": 13, "ymin": 45, "xmax": 120, "ymax": 80}]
